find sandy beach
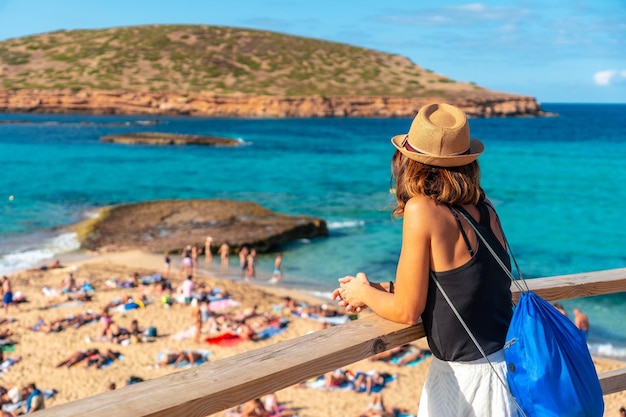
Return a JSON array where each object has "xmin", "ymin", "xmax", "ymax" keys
[{"xmin": 1, "ymin": 250, "xmax": 625, "ymax": 416}]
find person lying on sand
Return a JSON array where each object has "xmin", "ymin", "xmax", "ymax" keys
[
  {"xmin": 173, "ymin": 350, "xmax": 206, "ymax": 367},
  {"xmin": 56, "ymin": 349, "xmax": 100, "ymax": 368},
  {"xmin": 28, "ymin": 259, "xmax": 63, "ymax": 271},
  {"xmin": 368, "ymin": 344, "xmax": 412, "ymax": 362},
  {"xmin": 57, "ymin": 348, "xmax": 120, "ymax": 369},
  {"xmin": 357, "ymin": 393, "xmax": 409, "ymax": 417},
  {"xmin": 25, "ymin": 316, "xmax": 64, "ymax": 334},
  {"xmin": 152, "ymin": 349, "xmax": 207, "ymax": 368},
  {"xmin": 84, "ymin": 349, "xmax": 121, "ymax": 369}
]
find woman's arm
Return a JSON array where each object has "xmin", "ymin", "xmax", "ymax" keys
[{"xmin": 336, "ymin": 197, "xmax": 432, "ymax": 324}]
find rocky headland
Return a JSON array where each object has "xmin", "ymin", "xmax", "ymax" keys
[
  {"xmin": 0, "ymin": 25, "xmax": 548, "ymax": 118},
  {"xmin": 100, "ymin": 132, "xmax": 242, "ymax": 146},
  {"xmin": 0, "ymin": 89, "xmax": 544, "ymax": 118},
  {"xmin": 75, "ymin": 199, "xmax": 328, "ymax": 254}
]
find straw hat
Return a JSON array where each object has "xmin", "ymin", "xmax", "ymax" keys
[{"xmin": 391, "ymin": 103, "xmax": 484, "ymax": 167}]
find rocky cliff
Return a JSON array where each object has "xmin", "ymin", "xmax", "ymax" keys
[{"xmin": 0, "ymin": 89, "xmax": 544, "ymax": 118}]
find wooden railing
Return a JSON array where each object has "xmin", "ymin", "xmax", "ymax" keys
[{"xmin": 37, "ymin": 268, "xmax": 626, "ymax": 417}]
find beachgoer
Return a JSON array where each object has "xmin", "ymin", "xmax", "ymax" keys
[
  {"xmin": 270, "ymin": 253, "xmax": 284, "ymax": 284},
  {"xmin": 25, "ymin": 383, "xmax": 45, "ymax": 413},
  {"xmin": 219, "ymin": 242, "xmax": 230, "ymax": 272},
  {"xmin": 359, "ymin": 393, "xmax": 404, "ymax": 417},
  {"xmin": 173, "ymin": 350, "xmax": 205, "ymax": 367},
  {"xmin": 240, "ymin": 398, "xmax": 270, "ymax": 417},
  {"xmin": 30, "ymin": 259, "xmax": 62, "ymax": 271},
  {"xmin": 163, "ymin": 251, "xmax": 171, "ymax": 279},
  {"xmin": 1, "ymin": 276, "xmax": 20, "ymax": 315},
  {"xmin": 574, "ymin": 308, "xmax": 590, "ymax": 340},
  {"xmin": 107, "ymin": 383, "xmax": 116, "ymax": 391},
  {"xmin": 191, "ymin": 244, "xmax": 200, "ymax": 275},
  {"xmin": 333, "ymin": 103, "xmax": 515, "ymax": 416},
  {"xmin": 553, "ymin": 302, "xmax": 568, "ymax": 317},
  {"xmin": 85, "ymin": 348, "xmax": 121, "ymax": 369},
  {"xmin": 620, "ymin": 406, "xmax": 626, "ymax": 417},
  {"xmin": 181, "ymin": 275, "xmax": 195, "ymax": 305},
  {"xmin": 192, "ymin": 303, "xmax": 203, "ymax": 343},
  {"xmin": 246, "ymin": 249, "xmax": 257, "ymax": 281},
  {"xmin": 239, "ymin": 247, "xmax": 249, "ymax": 278},
  {"xmin": 154, "ymin": 350, "xmax": 181, "ymax": 367},
  {"xmin": 59, "ymin": 272, "xmax": 79, "ymax": 293},
  {"xmin": 56, "ymin": 349, "xmax": 98, "ymax": 368},
  {"xmin": 262, "ymin": 392, "xmax": 280, "ymax": 416},
  {"xmin": 129, "ymin": 319, "xmax": 143, "ymax": 343},
  {"xmin": 180, "ymin": 245, "xmax": 193, "ymax": 277},
  {"xmin": 394, "ymin": 346, "xmax": 426, "ymax": 366},
  {"xmin": 205, "ymin": 236, "xmax": 214, "ymax": 266}
]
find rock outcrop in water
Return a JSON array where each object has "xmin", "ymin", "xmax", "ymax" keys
[
  {"xmin": 100, "ymin": 132, "xmax": 242, "ymax": 146},
  {"xmin": 75, "ymin": 199, "xmax": 328, "ymax": 254}
]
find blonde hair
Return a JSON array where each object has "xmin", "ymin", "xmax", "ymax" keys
[{"xmin": 391, "ymin": 150, "xmax": 485, "ymax": 218}]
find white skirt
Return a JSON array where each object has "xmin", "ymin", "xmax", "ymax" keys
[{"xmin": 417, "ymin": 349, "xmax": 516, "ymax": 417}]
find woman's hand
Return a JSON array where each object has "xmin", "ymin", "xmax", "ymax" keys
[{"xmin": 332, "ymin": 272, "xmax": 370, "ymax": 313}]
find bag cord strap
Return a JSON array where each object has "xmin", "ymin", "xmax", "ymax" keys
[
  {"xmin": 430, "ymin": 204, "xmax": 528, "ymax": 416},
  {"xmin": 454, "ymin": 203, "xmax": 529, "ymax": 293}
]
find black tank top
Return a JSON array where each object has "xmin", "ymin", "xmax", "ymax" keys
[{"xmin": 421, "ymin": 202, "xmax": 513, "ymax": 362}]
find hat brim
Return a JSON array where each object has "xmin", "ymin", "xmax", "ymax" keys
[{"xmin": 391, "ymin": 135, "xmax": 484, "ymax": 168}]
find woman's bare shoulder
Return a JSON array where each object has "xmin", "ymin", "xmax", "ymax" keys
[{"xmin": 404, "ymin": 197, "xmax": 448, "ymax": 222}]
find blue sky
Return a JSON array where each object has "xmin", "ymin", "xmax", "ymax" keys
[{"xmin": 0, "ymin": 0, "xmax": 624, "ymax": 103}]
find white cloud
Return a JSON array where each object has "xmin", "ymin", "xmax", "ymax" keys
[
  {"xmin": 454, "ymin": 3, "xmax": 487, "ymax": 12},
  {"xmin": 592, "ymin": 69, "xmax": 626, "ymax": 86}
]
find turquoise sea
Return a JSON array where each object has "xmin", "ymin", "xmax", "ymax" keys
[{"xmin": 1, "ymin": 104, "xmax": 625, "ymax": 359}]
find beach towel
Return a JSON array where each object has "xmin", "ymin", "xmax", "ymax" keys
[
  {"xmin": 390, "ymin": 351, "xmax": 432, "ymax": 367},
  {"xmin": 170, "ymin": 325, "xmax": 196, "ymax": 341},
  {"xmin": 208, "ymin": 297, "xmax": 241, "ymax": 312},
  {"xmin": 254, "ymin": 319, "xmax": 289, "ymax": 341},
  {"xmin": 0, "ymin": 357, "xmax": 20, "ymax": 376},
  {"xmin": 42, "ymin": 287, "xmax": 59, "ymax": 297},
  {"xmin": 98, "ymin": 354, "xmax": 124, "ymax": 369},
  {"xmin": 205, "ymin": 332, "xmax": 245, "ymax": 347}
]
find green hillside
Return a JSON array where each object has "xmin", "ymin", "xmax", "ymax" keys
[{"xmin": 0, "ymin": 24, "xmax": 484, "ymax": 97}]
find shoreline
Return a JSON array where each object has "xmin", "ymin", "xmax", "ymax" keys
[{"xmin": 2, "ymin": 249, "xmax": 625, "ymax": 416}]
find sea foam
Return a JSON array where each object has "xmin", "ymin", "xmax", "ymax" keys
[{"xmin": 0, "ymin": 232, "xmax": 80, "ymax": 275}]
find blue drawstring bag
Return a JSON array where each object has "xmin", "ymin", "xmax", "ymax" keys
[
  {"xmin": 449, "ymin": 206, "xmax": 604, "ymax": 417},
  {"xmin": 504, "ymin": 291, "xmax": 604, "ymax": 417}
]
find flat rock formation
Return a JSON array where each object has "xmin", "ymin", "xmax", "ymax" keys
[
  {"xmin": 100, "ymin": 132, "xmax": 241, "ymax": 146},
  {"xmin": 74, "ymin": 199, "xmax": 328, "ymax": 254},
  {"xmin": 0, "ymin": 89, "xmax": 545, "ymax": 118}
]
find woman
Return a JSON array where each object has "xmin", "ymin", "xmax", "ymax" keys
[{"xmin": 333, "ymin": 103, "xmax": 514, "ymax": 416}]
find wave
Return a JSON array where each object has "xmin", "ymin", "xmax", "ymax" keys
[
  {"xmin": 0, "ymin": 232, "xmax": 80, "ymax": 275},
  {"xmin": 327, "ymin": 220, "xmax": 365, "ymax": 230},
  {"xmin": 588, "ymin": 342, "xmax": 626, "ymax": 362}
]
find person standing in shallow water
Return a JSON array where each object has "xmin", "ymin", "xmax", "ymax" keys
[
  {"xmin": 574, "ymin": 308, "xmax": 590, "ymax": 340},
  {"xmin": 219, "ymin": 242, "xmax": 230, "ymax": 272},
  {"xmin": 205, "ymin": 237, "xmax": 214, "ymax": 266},
  {"xmin": 333, "ymin": 103, "xmax": 515, "ymax": 416},
  {"xmin": 239, "ymin": 247, "xmax": 249, "ymax": 278},
  {"xmin": 270, "ymin": 253, "xmax": 284, "ymax": 284}
]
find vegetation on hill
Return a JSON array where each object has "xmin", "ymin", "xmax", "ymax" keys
[{"xmin": 0, "ymin": 24, "xmax": 484, "ymax": 98}]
